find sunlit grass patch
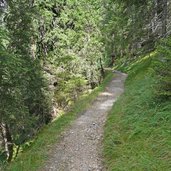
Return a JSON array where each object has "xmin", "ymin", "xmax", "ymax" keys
[{"xmin": 104, "ymin": 57, "xmax": 171, "ymax": 171}]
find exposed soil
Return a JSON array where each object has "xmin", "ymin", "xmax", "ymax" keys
[{"xmin": 41, "ymin": 71, "xmax": 127, "ymax": 171}]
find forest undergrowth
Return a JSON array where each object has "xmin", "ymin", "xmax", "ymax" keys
[
  {"xmin": 1, "ymin": 0, "xmax": 171, "ymax": 170},
  {"xmin": 4, "ymin": 72, "xmax": 113, "ymax": 171}
]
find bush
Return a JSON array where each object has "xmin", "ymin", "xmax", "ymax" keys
[{"xmin": 155, "ymin": 37, "xmax": 171, "ymax": 100}]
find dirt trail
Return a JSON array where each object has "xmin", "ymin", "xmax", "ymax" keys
[{"xmin": 41, "ymin": 71, "xmax": 127, "ymax": 171}]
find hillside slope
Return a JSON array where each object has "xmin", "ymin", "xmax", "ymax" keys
[{"xmin": 104, "ymin": 54, "xmax": 171, "ymax": 170}]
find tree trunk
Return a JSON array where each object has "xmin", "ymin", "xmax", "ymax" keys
[
  {"xmin": 14, "ymin": 145, "xmax": 20, "ymax": 160},
  {"xmin": 99, "ymin": 57, "xmax": 105, "ymax": 78},
  {"xmin": 156, "ymin": 0, "xmax": 167, "ymax": 37},
  {"xmin": 0, "ymin": 123, "xmax": 13, "ymax": 162},
  {"xmin": 162, "ymin": 0, "xmax": 167, "ymax": 37}
]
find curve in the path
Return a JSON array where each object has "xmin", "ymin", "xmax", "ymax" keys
[{"xmin": 41, "ymin": 72, "xmax": 127, "ymax": 171}]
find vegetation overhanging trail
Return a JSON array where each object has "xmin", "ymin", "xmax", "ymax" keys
[
  {"xmin": 40, "ymin": 72, "xmax": 127, "ymax": 171},
  {"xmin": 1, "ymin": 0, "xmax": 171, "ymax": 170}
]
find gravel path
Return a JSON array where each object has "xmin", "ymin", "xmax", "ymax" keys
[{"xmin": 41, "ymin": 71, "xmax": 127, "ymax": 171}]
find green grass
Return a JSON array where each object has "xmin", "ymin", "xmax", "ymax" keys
[
  {"xmin": 4, "ymin": 71, "xmax": 114, "ymax": 171},
  {"xmin": 104, "ymin": 55, "xmax": 171, "ymax": 171}
]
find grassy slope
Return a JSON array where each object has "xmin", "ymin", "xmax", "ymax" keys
[
  {"xmin": 104, "ymin": 54, "xmax": 171, "ymax": 171},
  {"xmin": 5, "ymin": 72, "xmax": 114, "ymax": 171}
]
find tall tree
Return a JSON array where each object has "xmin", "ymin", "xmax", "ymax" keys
[{"xmin": 0, "ymin": 0, "xmax": 50, "ymax": 161}]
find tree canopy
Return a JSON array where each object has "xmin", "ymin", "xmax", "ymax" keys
[{"xmin": 0, "ymin": 0, "xmax": 170, "ymax": 163}]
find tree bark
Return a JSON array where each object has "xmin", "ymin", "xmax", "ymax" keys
[
  {"xmin": 156, "ymin": 0, "xmax": 167, "ymax": 37},
  {"xmin": 14, "ymin": 145, "xmax": 20, "ymax": 160},
  {"xmin": 162, "ymin": 0, "xmax": 167, "ymax": 37},
  {"xmin": 0, "ymin": 123, "xmax": 13, "ymax": 162},
  {"xmin": 99, "ymin": 57, "xmax": 105, "ymax": 78}
]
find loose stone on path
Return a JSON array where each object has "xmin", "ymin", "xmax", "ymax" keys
[{"xmin": 40, "ymin": 72, "xmax": 127, "ymax": 171}]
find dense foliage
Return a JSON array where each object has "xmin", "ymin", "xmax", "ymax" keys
[
  {"xmin": 0, "ymin": 0, "xmax": 171, "ymax": 166},
  {"xmin": 0, "ymin": 0, "xmax": 105, "ymax": 162},
  {"xmin": 102, "ymin": 0, "xmax": 171, "ymax": 98},
  {"xmin": 155, "ymin": 37, "xmax": 171, "ymax": 99}
]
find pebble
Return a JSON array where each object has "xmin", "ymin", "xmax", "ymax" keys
[{"xmin": 41, "ymin": 73, "xmax": 127, "ymax": 171}]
